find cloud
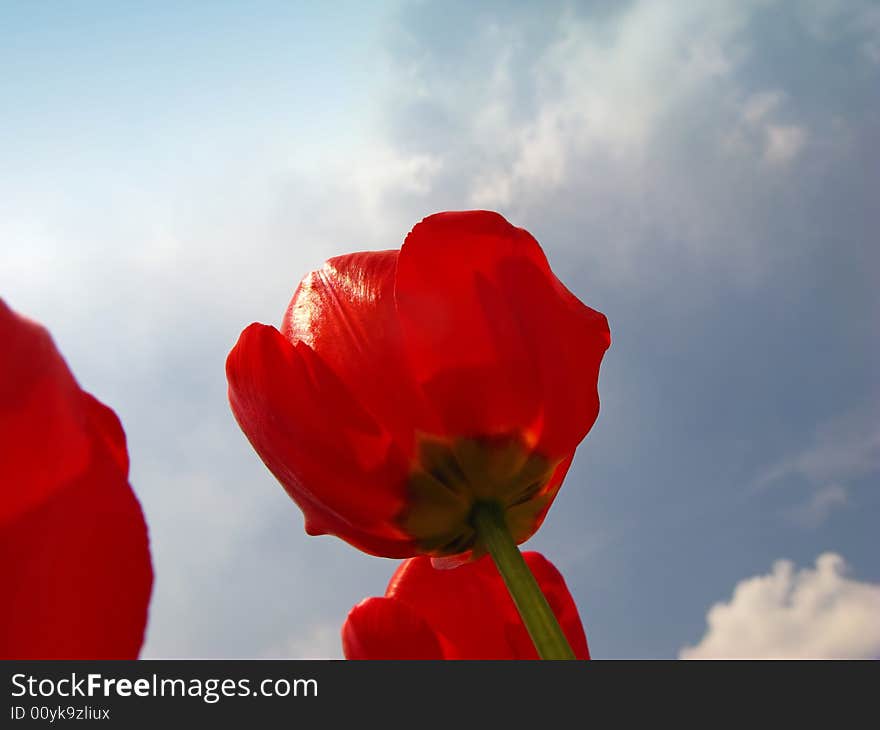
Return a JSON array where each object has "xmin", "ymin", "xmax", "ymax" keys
[
  {"xmin": 753, "ymin": 405, "xmax": 880, "ymax": 489},
  {"xmin": 486, "ymin": 3, "xmax": 751, "ymax": 190},
  {"xmin": 680, "ymin": 553, "xmax": 880, "ymax": 658},
  {"xmin": 795, "ymin": 0, "xmax": 880, "ymax": 63},
  {"xmin": 786, "ymin": 484, "xmax": 848, "ymax": 528},
  {"xmin": 763, "ymin": 124, "xmax": 808, "ymax": 165},
  {"xmin": 751, "ymin": 405, "xmax": 879, "ymax": 527},
  {"xmin": 724, "ymin": 89, "xmax": 809, "ymax": 166},
  {"xmin": 742, "ymin": 90, "xmax": 784, "ymax": 126},
  {"xmin": 383, "ymin": 0, "xmax": 880, "ymax": 289},
  {"xmin": 454, "ymin": 2, "xmax": 757, "ymax": 207}
]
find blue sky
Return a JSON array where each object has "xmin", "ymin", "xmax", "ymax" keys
[{"xmin": 2, "ymin": 0, "xmax": 878, "ymax": 658}]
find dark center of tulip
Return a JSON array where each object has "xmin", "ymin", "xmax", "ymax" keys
[{"xmin": 399, "ymin": 435, "xmax": 558, "ymax": 556}]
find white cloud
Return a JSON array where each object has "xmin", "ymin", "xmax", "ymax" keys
[
  {"xmin": 797, "ymin": 0, "xmax": 880, "ymax": 63},
  {"xmin": 736, "ymin": 90, "xmax": 808, "ymax": 165},
  {"xmin": 725, "ymin": 89, "xmax": 808, "ymax": 166},
  {"xmin": 754, "ymin": 406, "xmax": 880, "ymax": 490},
  {"xmin": 763, "ymin": 124, "xmax": 808, "ymax": 165},
  {"xmin": 465, "ymin": 2, "xmax": 756, "ymax": 207},
  {"xmin": 752, "ymin": 405, "xmax": 879, "ymax": 527},
  {"xmin": 742, "ymin": 90, "xmax": 784, "ymax": 126},
  {"xmin": 346, "ymin": 143, "xmax": 443, "ymax": 224},
  {"xmin": 681, "ymin": 553, "xmax": 880, "ymax": 659},
  {"xmin": 384, "ymin": 0, "xmax": 872, "ymax": 288},
  {"xmin": 787, "ymin": 484, "xmax": 848, "ymax": 528}
]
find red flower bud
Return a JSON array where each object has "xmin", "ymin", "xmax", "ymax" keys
[{"xmin": 343, "ymin": 552, "xmax": 590, "ymax": 659}]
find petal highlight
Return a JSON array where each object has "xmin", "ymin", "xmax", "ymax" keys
[{"xmin": 282, "ymin": 250, "xmax": 437, "ymax": 452}]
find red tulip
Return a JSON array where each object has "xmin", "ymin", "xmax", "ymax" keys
[
  {"xmin": 343, "ymin": 551, "xmax": 590, "ymax": 659},
  {"xmin": 227, "ymin": 211, "xmax": 610, "ymax": 559},
  {"xmin": 0, "ymin": 299, "xmax": 153, "ymax": 658}
]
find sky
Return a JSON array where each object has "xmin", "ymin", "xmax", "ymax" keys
[{"xmin": 1, "ymin": 0, "xmax": 878, "ymax": 658}]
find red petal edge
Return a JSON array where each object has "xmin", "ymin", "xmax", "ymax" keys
[
  {"xmin": 342, "ymin": 596, "xmax": 445, "ymax": 660},
  {"xmin": 0, "ymin": 299, "xmax": 152, "ymax": 658}
]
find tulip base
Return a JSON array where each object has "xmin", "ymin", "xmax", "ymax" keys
[{"xmin": 471, "ymin": 501, "xmax": 576, "ymax": 660}]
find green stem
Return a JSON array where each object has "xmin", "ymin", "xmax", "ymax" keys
[{"xmin": 471, "ymin": 501, "xmax": 576, "ymax": 660}]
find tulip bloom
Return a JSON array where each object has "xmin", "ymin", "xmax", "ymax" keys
[
  {"xmin": 343, "ymin": 552, "xmax": 590, "ymax": 659},
  {"xmin": 227, "ymin": 211, "xmax": 610, "ymax": 561},
  {"xmin": 0, "ymin": 299, "xmax": 153, "ymax": 658}
]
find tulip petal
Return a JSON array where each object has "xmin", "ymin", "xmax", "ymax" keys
[
  {"xmin": 0, "ymin": 299, "xmax": 152, "ymax": 659},
  {"xmin": 342, "ymin": 597, "xmax": 445, "ymax": 660},
  {"xmin": 388, "ymin": 554, "xmax": 522, "ymax": 658},
  {"xmin": 0, "ymin": 301, "xmax": 91, "ymax": 527},
  {"xmin": 282, "ymin": 250, "xmax": 438, "ymax": 452},
  {"xmin": 0, "ymin": 424, "xmax": 153, "ymax": 658},
  {"xmin": 396, "ymin": 212, "xmax": 544, "ymax": 441},
  {"xmin": 81, "ymin": 392, "xmax": 130, "ymax": 476},
  {"xmin": 387, "ymin": 551, "xmax": 590, "ymax": 659},
  {"xmin": 522, "ymin": 552, "xmax": 590, "ymax": 659},
  {"xmin": 505, "ymin": 452, "xmax": 574, "ymax": 544},
  {"xmin": 226, "ymin": 322, "xmax": 415, "ymax": 557},
  {"xmin": 494, "ymin": 254, "xmax": 610, "ymax": 456},
  {"xmin": 396, "ymin": 210, "xmax": 610, "ymax": 456}
]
